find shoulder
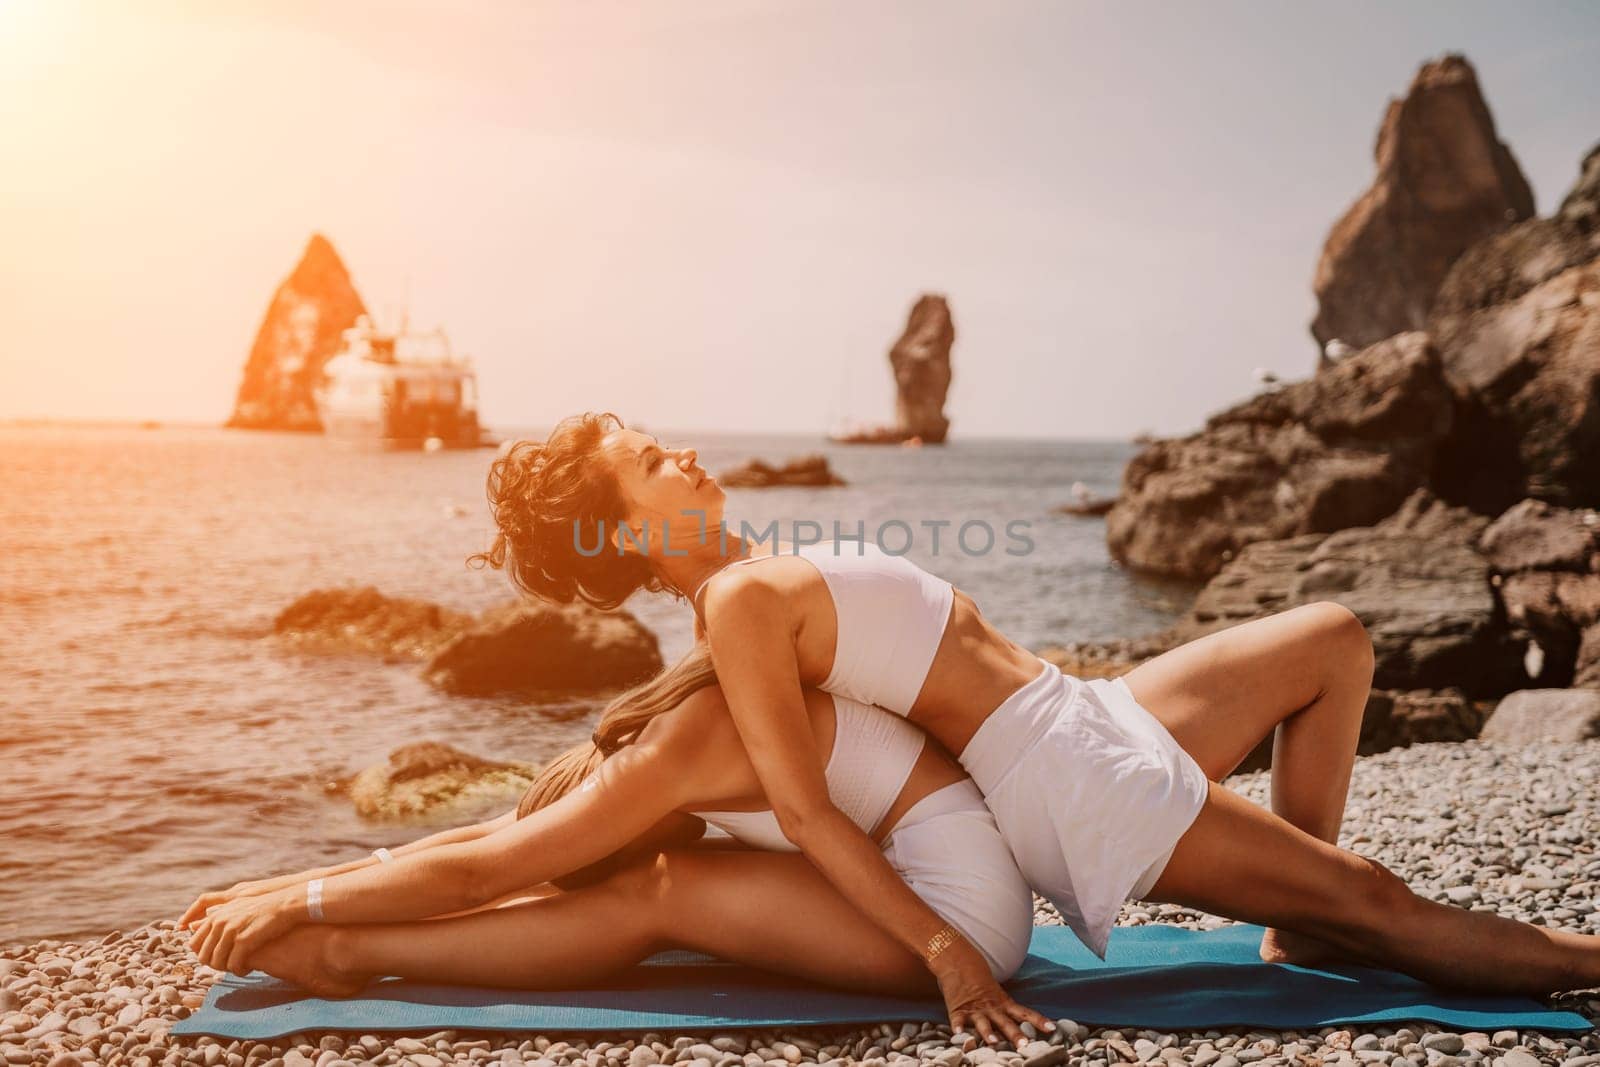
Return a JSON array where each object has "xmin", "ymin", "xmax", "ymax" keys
[
  {"xmin": 701, "ymin": 557, "xmax": 802, "ymax": 624},
  {"xmin": 634, "ymin": 686, "xmax": 738, "ymax": 760}
]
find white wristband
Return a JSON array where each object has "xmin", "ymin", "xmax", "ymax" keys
[
  {"xmin": 305, "ymin": 878, "xmax": 325, "ymax": 922},
  {"xmin": 373, "ymin": 848, "xmax": 394, "ymax": 864}
]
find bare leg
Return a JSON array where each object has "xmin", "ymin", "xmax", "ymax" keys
[
  {"xmin": 1121, "ymin": 601, "xmax": 1375, "ymax": 962},
  {"xmin": 1146, "ymin": 782, "xmax": 1600, "ymax": 994},
  {"xmin": 248, "ymin": 850, "xmax": 934, "ymax": 998}
]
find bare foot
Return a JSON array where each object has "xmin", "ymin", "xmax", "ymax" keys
[
  {"xmin": 1259, "ymin": 926, "xmax": 1359, "ymax": 968},
  {"xmin": 248, "ymin": 925, "xmax": 368, "ymax": 998}
]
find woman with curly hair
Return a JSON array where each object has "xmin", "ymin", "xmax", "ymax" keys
[{"xmin": 188, "ymin": 411, "xmax": 1600, "ymax": 1044}]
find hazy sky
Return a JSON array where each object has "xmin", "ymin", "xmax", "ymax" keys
[{"xmin": 3, "ymin": 2, "xmax": 1597, "ymax": 438}]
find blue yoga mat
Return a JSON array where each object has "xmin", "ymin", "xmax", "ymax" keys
[{"xmin": 174, "ymin": 923, "xmax": 1592, "ymax": 1039}]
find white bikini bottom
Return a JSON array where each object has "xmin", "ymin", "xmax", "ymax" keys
[
  {"xmin": 880, "ymin": 778, "xmax": 1036, "ymax": 980},
  {"xmin": 958, "ymin": 658, "xmax": 1211, "ymax": 960}
]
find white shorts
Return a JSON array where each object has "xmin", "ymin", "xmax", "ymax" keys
[
  {"xmin": 958, "ymin": 658, "xmax": 1211, "ymax": 960},
  {"xmin": 881, "ymin": 778, "xmax": 1036, "ymax": 980}
]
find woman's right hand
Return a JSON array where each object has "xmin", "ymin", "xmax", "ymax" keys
[
  {"xmin": 178, "ymin": 877, "xmax": 282, "ymax": 931},
  {"xmin": 932, "ymin": 936, "xmax": 1055, "ymax": 1049}
]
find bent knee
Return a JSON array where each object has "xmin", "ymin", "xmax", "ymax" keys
[{"xmin": 1302, "ymin": 601, "xmax": 1374, "ymax": 670}]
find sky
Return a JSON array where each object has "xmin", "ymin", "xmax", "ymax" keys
[{"xmin": 2, "ymin": 1, "xmax": 1597, "ymax": 439}]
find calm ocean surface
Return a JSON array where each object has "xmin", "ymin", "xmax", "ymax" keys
[{"xmin": 0, "ymin": 422, "xmax": 1198, "ymax": 948}]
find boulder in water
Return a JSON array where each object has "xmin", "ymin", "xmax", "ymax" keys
[
  {"xmin": 273, "ymin": 586, "xmax": 471, "ymax": 661},
  {"xmin": 717, "ymin": 454, "xmax": 846, "ymax": 488},
  {"xmin": 275, "ymin": 586, "xmax": 663, "ymax": 698},
  {"xmin": 423, "ymin": 599, "xmax": 663, "ymax": 698},
  {"xmin": 342, "ymin": 741, "xmax": 538, "ymax": 820}
]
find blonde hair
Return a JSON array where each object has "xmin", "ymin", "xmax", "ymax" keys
[{"xmin": 516, "ymin": 641, "xmax": 719, "ymax": 819}]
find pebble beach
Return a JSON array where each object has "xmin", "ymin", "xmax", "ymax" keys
[{"xmin": 4, "ymin": 739, "xmax": 1596, "ymax": 1067}]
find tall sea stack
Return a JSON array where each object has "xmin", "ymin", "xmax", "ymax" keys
[
  {"xmin": 226, "ymin": 234, "xmax": 367, "ymax": 432},
  {"xmin": 891, "ymin": 294, "xmax": 955, "ymax": 444}
]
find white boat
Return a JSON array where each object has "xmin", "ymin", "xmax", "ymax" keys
[{"xmin": 314, "ymin": 315, "xmax": 494, "ymax": 449}]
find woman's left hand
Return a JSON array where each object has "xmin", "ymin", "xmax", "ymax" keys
[{"xmin": 185, "ymin": 886, "xmax": 301, "ymax": 976}]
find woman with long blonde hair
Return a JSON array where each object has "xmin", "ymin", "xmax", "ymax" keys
[{"xmin": 182, "ymin": 640, "xmax": 1046, "ymax": 1043}]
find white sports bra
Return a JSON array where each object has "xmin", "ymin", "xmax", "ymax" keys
[
  {"xmin": 692, "ymin": 538, "xmax": 956, "ymax": 717},
  {"xmin": 690, "ymin": 691, "xmax": 926, "ymax": 849}
]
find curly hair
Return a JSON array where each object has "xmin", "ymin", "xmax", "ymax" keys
[{"xmin": 466, "ymin": 411, "xmax": 675, "ymax": 610}]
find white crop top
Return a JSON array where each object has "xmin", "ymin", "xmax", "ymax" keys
[
  {"xmin": 689, "ymin": 691, "xmax": 926, "ymax": 850},
  {"xmin": 693, "ymin": 538, "xmax": 956, "ymax": 717}
]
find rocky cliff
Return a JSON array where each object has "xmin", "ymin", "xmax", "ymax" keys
[
  {"xmin": 226, "ymin": 234, "xmax": 367, "ymax": 431},
  {"xmin": 1309, "ymin": 54, "xmax": 1534, "ymax": 353},
  {"xmin": 1109, "ymin": 57, "xmax": 1597, "ymax": 581}
]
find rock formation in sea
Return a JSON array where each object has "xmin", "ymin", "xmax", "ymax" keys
[
  {"xmin": 890, "ymin": 294, "xmax": 954, "ymax": 444},
  {"xmin": 832, "ymin": 294, "xmax": 954, "ymax": 444},
  {"xmin": 273, "ymin": 586, "xmax": 663, "ymax": 697},
  {"xmin": 338, "ymin": 741, "xmax": 539, "ymax": 819},
  {"xmin": 1309, "ymin": 54, "xmax": 1534, "ymax": 353},
  {"xmin": 225, "ymin": 233, "xmax": 367, "ymax": 432},
  {"xmin": 272, "ymin": 586, "xmax": 470, "ymax": 661},
  {"xmin": 423, "ymin": 599, "xmax": 663, "ymax": 697},
  {"xmin": 1105, "ymin": 332, "xmax": 1455, "ymax": 580},
  {"xmin": 716, "ymin": 454, "xmax": 847, "ymax": 488}
]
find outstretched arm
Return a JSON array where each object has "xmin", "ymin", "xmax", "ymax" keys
[
  {"xmin": 179, "ymin": 809, "xmax": 520, "ymax": 929},
  {"xmin": 185, "ymin": 743, "xmax": 699, "ymax": 974},
  {"xmin": 703, "ymin": 575, "xmax": 1051, "ymax": 1047}
]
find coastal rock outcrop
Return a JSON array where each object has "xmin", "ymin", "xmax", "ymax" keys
[
  {"xmin": 1105, "ymin": 332, "xmax": 1455, "ymax": 580},
  {"xmin": 341, "ymin": 741, "xmax": 537, "ymax": 819},
  {"xmin": 1358, "ymin": 687, "xmax": 1495, "ymax": 753},
  {"xmin": 1426, "ymin": 146, "xmax": 1600, "ymax": 514},
  {"xmin": 226, "ymin": 234, "xmax": 367, "ymax": 432},
  {"xmin": 274, "ymin": 586, "xmax": 662, "ymax": 698},
  {"xmin": 1055, "ymin": 489, "xmax": 1526, "ymax": 766},
  {"xmin": 1310, "ymin": 55, "xmax": 1533, "ymax": 352},
  {"xmin": 1481, "ymin": 688, "xmax": 1600, "ymax": 743},
  {"xmin": 717, "ymin": 454, "xmax": 847, "ymax": 488},
  {"xmin": 423, "ymin": 600, "xmax": 663, "ymax": 697},
  {"xmin": 832, "ymin": 294, "xmax": 954, "ymax": 444},
  {"xmin": 272, "ymin": 586, "xmax": 471, "ymax": 660},
  {"xmin": 1174, "ymin": 489, "xmax": 1522, "ymax": 696},
  {"xmin": 1479, "ymin": 498, "xmax": 1600, "ymax": 688}
]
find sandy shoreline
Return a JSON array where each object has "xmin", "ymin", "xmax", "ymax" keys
[{"xmin": 5, "ymin": 741, "xmax": 1598, "ymax": 1067}]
